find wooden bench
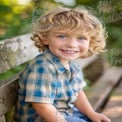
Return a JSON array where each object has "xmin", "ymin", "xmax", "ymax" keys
[
  {"xmin": 0, "ymin": 34, "xmax": 39, "ymax": 121},
  {"xmin": 103, "ymin": 76, "xmax": 122, "ymax": 121},
  {"xmin": 0, "ymin": 34, "xmax": 122, "ymax": 122},
  {"xmin": 85, "ymin": 67, "xmax": 122, "ymax": 112}
]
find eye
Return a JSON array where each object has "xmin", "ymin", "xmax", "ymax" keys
[
  {"xmin": 57, "ymin": 35, "xmax": 66, "ymax": 39},
  {"xmin": 78, "ymin": 36, "xmax": 87, "ymax": 41}
]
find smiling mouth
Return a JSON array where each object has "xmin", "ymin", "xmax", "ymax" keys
[{"xmin": 61, "ymin": 50, "xmax": 78, "ymax": 54}]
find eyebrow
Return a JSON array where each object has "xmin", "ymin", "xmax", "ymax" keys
[
  {"xmin": 54, "ymin": 31, "xmax": 89, "ymax": 39},
  {"xmin": 54, "ymin": 32, "xmax": 68, "ymax": 35}
]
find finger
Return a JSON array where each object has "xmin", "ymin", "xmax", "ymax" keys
[{"xmin": 102, "ymin": 115, "xmax": 111, "ymax": 122}]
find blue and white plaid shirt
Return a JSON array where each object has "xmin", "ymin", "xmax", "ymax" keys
[{"xmin": 16, "ymin": 49, "xmax": 86, "ymax": 122}]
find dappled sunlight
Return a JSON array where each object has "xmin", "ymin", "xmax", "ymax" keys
[
  {"xmin": 104, "ymin": 106, "xmax": 122, "ymax": 117},
  {"xmin": 104, "ymin": 95, "xmax": 122, "ymax": 118},
  {"xmin": 0, "ymin": 28, "xmax": 6, "ymax": 36},
  {"xmin": 111, "ymin": 96, "xmax": 122, "ymax": 101},
  {"xmin": 18, "ymin": 0, "xmax": 31, "ymax": 5}
]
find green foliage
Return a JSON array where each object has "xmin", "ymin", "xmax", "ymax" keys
[
  {"xmin": 107, "ymin": 26, "xmax": 122, "ymax": 48},
  {"xmin": 0, "ymin": 0, "xmax": 58, "ymax": 40},
  {"xmin": 106, "ymin": 48, "xmax": 122, "ymax": 66},
  {"xmin": 0, "ymin": 0, "xmax": 33, "ymax": 40}
]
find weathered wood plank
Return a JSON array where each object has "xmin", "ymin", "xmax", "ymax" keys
[
  {"xmin": 0, "ymin": 34, "xmax": 39, "ymax": 74},
  {"xmin": 74, "ymin": 54, "xmax": 98, "ymax": 69},
  {"xmin": 85, "ymin": 67, "xmax": 122, "ymax": 111},
  {"xmin": 103, "ymin": 77, "xmax": 122, "ymax": 122},
  {"xmin": 0, "ymin": 115, "xmax": 5, "ymax": 122},
  {"xmin": 82, "ymin": 55, "xmax": 104, "ymax": 82},
  {"xmin": 0, "ymin": 74, "xmax": 19, "ymax": 116}
]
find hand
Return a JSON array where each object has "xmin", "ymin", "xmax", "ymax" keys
[
  {"xmin": 55, "ymin": 112, "xmax": 67, "ymax": 122},
  {"xmin": 90, "ymin": 112, "xmax": 111, "ymax": 122}
]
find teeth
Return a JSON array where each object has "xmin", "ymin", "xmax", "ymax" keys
[
  {"xmin": 68, "ymin": 51, "xmax": 74, "ymax": 53},
  {"xmin": 64, "ymin": 50, "xmax": 76, "ymax": 54}
]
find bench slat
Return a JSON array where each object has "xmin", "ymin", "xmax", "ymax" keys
[
  {"xmin": 85, "ymin": 67, "xmax": 122, "ymax": 111},
  {"xmin": 0, "ymin": 34, "xmax": 39, "ymax": 74},
  {"xmin": 103, "ymin": 77, "xmax": 122, "ymax": 121},
  {"xmin": 0, "ymin": 74, "xmax": 19, "ymax": 116},
  {"xmin": 0, "ymin": 115, "xmax": 5, "ymax": 122}
]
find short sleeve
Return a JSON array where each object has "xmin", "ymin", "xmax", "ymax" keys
[{"xmin": 25, "ymin": 63, "xmax": 57, "ymax": 104}]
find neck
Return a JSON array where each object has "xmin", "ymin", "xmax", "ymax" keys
[{"xmin": 62, "ymin": 62, "xmax": 70, "ymax": 70}]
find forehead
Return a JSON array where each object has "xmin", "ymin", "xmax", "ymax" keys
[{"xmin": 49, "ymin": 28, "xmax": 90, "ymax": 37}]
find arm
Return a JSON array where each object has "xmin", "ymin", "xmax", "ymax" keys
[
  {"xmin": 32, "ymin": 102, "xmax": 66, "ymax": 122},
  {"xmin": 74, "ymin": 90, "xmax": 111, "ymax": 122}
]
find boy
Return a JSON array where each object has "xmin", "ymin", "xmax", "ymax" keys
[{"xmin": 16, "ymin": 6, "xmax": 111, "ymax": 122}]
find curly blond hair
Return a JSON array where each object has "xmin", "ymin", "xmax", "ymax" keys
[{"xmin": 31, "ymin": 6, "xmax": 107, "ymax": 58}]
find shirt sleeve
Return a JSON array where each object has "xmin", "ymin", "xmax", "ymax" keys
[{"xmin": 24, "ymin": 63, "xmax": 57, "ymax": 104}]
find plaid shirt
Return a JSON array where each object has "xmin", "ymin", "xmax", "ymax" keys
[{"xmin": 16, "ymin": 49, "xmax": 86, "ymax": 122}]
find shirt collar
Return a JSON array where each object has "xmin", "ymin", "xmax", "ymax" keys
[{"xmin": 43, "ymin": 49, "xmax": 66, "ymax": 74}]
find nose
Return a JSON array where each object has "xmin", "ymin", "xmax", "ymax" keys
[{"xmin": 66, "ymin": 38, "xmax": 77, "ymax": 48}]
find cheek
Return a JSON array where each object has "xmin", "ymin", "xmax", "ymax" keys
[
  {"xmin": 52, "ymin": 39, "xmax": 64, "ymax": 47},
  {"xmin": 48, "ymin": 41, "xmax": 61, "ymax": 50},
  {"xmin": 81, "ymin": 42, "xmax": 89, "ymax": 50},
  {"xmin": 85, "ymin": 44, "xmax": 89, "ymax": 50},
  {"xmin": 50, "ymin": 42, "xmax": 59, "ymax": 47}
]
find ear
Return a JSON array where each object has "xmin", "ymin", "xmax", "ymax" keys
[{"xmin": 42, "ymin": 38, "xmax": 49, "ymax": 45}]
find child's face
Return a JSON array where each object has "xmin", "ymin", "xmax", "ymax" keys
[{"xmin": 44, "ymin": 28, "xmax": 90, "ymax": 64}]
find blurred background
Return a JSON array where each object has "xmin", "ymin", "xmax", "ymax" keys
[{"xmin": 0, "ymin": 0, "xmax": 122, "ymax": 67}]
